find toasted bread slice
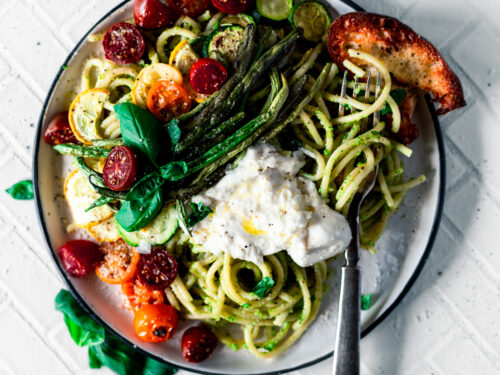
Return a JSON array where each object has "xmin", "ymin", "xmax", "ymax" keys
[{"xmin": 328, "ymin": 12, "xmax": 466, "ymax": 115}]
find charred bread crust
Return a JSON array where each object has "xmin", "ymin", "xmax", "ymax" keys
[
  {"xmin": 383, "ymin": 89, "xmax": 419, "ymax": 145},
  {"xmin": 328, "ymin": 12, "xmax": 466, "ymax": 115}
]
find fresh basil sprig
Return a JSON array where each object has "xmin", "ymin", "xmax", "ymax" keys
[
  {"xmin": 187, "ymin": 202, "xmax": 213, "ymax": 227},
  {"xmin": 55, "ymin": 290, "xmax": 177, "ymax": 375},
  {"xmin": 167, "ymin": 119, "xmax": 181, "ymax": 147},
  {"xmin": 115, "ymin": 103, "xmax": 162, "ymax": 164},
  {"xmin": 252, "ymin": 276, "xmax": 275, "ymax": 298},
  {"xmin": 116, "ymin": 185, "xmax": 163, "ymax": 232},
  {"xmin": 160, "ymin": 161, "xmax": 188, "ymax": 181},
  {"xmin": 6, "ymin": 180, "xmax": 34, "ymax": 200}
]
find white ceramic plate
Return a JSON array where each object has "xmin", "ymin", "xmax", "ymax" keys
[{"xmin": 33, "ymin": 1, "xmax": 445, "ymax": 374}]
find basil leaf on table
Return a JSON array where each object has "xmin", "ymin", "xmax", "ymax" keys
[
  {"xmin": 5, "ymin": 180, "xmax": 33, "ymax": 200},
  {"xmin": 160, "ymin": 161, "xmax": 188, "ymax": 181},
  {"xmin": 381, "ymin": 89, "xmax": 407, "ymax": 116},
  {"xmin": 115, "ymin": 103, "xmax": 161, "ymax": 164},
  {"xmin": 115, "ymin": 186, "xmax": 164, "ymax": 232},
  {"xmin": 252, "ymin": 276, "xmax": 275, "ymax": 298},
  {"xmin": 55, "ymin": 290, "xmax": 177, "ymax": 375}
]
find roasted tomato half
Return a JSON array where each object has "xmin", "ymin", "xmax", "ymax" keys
[
  {"xmin": 121, "ymin": 277, "xmax": 165, "ymax": 311},
  {"xmin": 211, "ymin": 0, "xmax": 253, "ymax": 15},
  {"xmin": 96, "ymin": 239, "xmax": 140, "ymax": 284},
  {"xmin": 102, "ymin": 146, "xmax": 139, "ymax": 191},
  {"xmin": 136, "ymin": 247, "xmax": 178, "ymax": 290},
  {"xmin": 189, "ymin": 58, "xmax": 228, "ymax": 95},
  {"xmin": 181, "ymin": 326, "xmax": 218, "ymax": 362},
  {"xmin": 146, "ymin": 80, "xmax": 191, "ymax": 122},
  {"xmin": 44, "ymin": 112, "xmax": 79, "ymax": 145},
  {"xmin": 134, "ymin": 0, "xmax": 178, "ymax": 29},
  {"xmin": 59, "ymin": 240, "xmax": 101, "ymax": 278}
]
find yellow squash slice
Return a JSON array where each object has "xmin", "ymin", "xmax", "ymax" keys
[
  {"xmin": 169, "ymin": 40, "xmax": 199, "ymax": 75},
  {"xmin": 87, "ymin": 216, "xmax": 121, "ymax": 242},
  {"xmin": 132, "ymin": 63, "xmax": 183, "ymax": 108},
  {"xmin": 69, "ymin": 88, "xmax": 110, "ymax": 144},
  {"xmin": 64, "ymin": 169, "xmax": 113, "ymax": 228}
]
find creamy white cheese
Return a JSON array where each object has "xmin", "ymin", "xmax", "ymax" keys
[{"xmin": 191, "ymin": 144, "xmax": 352, "ymax": 267}]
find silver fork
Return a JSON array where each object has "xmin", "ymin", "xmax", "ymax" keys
[{"xmin": 332, "ymin": 71, "xmax": 381, "ymax": 375}]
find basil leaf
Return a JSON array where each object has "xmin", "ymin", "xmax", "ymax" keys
[
  {"xmin": 167, "ymin": 119, "xmax": 181, "ymax": 146},
  {"xmin": 116, "ymin": 186, "xmax": 163, "ymax": 232},
  {"xmin": 6, "ymin": 180, "xmax": 33, "ymax": 200},
  {"xmin": 361, "ymin": 294, "xmax": 372, "ymax": 310},
  {"xmin": 55, "ymin": 290, "xmax": 105, "ymax": 341},
  {"xmin": 126, "ymin": 172, "xmax": 164, "ymax": 201},
  {"xmin": 175, "ymin": 200, "xmax": 191, "ymax": 236},
  {"xmin": 160, "ymin": 161, "xmax": 188, "ymax": 181},
  {"xmin": 115, "ymin": 103, "xmax": 161, "ymax": 164},
  {"xmin": 381, "ymin": 89, "xmax": 407, "ymax": 116},
  {"xmin": 86, "ymin": 196, "xmax": 114, "ymax": 212},
  {"xmin": 187, "ymin": 202, "xmax": 213, "ymax": 227},
  {"xmin": 252, "ymin": 276, "xmax": 275, "ymax": 298},
  {"xmin": 64, "ymin": 314, "xmax": 104, "ymax": 347}
]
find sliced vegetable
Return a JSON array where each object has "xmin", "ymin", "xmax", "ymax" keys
[
  {"xmin": 169, "ymin": 39, "xmax": 199, "ymax": 75},
  {"xmin": 102, "ymin": 146, "xmax": 139, "ymax": 191},
  {"xmin": 212, "ymin": 0, "xmax": 254, "ymax": 15},
  {"xmin": 204, "ymin": 25, "xmax": 245, "ymax": 64},
  {"xmin": 290, "ymin": 0, "xmax": 332, "ymax": 42},
  {"xmin": 102, "ymin": 22, "xmax": 145, "ymax": 64},
  {"xmin": 168, "ymin": 0, "xmax": 210, "ymax": 17},
  {"xmin": 5, "ymin": 180, "xmax": 33, "ymax": 200},
  {"xmin": 114, "ymin": 102, "xmax": 162, "ymax": 164},
  {"xmin": 181, "ymin": 326, "xmax": 218, "ymax": 363},
  {"xmin": 69, "ymin": 88, "xmax": 110, "ymax": 144},
  {"xmin": 64, "ymin": 170, "xmax": 114, "ymax": 228},
  {"xmin": 136, "ymin": 248, "xmax": 178, "ymax": 290},
  {"xmin": 134, "ymin": 0, "xmax": 178, "ymax": 29},
  {"xmin": 116, "ymin": 203, "xmax": 179, "ymax": 246},
  {"xmin": 219, "ymin": 13, "xmax": 255, "ymax": 27},
  {"xmin": 121, "ymin": 277, "xmax": 165, "ymax": 311},
  {"xmin": 44, "ymin": 112, "xmax": 78, "ymax": 145},
  {"xmin": 95, "ymin": 239, "xmax": 140, "ymax": 284},
  {"xmin": 87, "ymin": 217, "xmax": 121, "ymax": 242},
  {"xmin": 257, "ymin": 0, "xmax": 293, "ymax": 21},
  {"xmin": 146, "ymin": 80, "xmax": 192, "ymax": 122},
  {"xmin": 59, "ymin": 240, "xmax": 101, "ymax": 278},
  {"xmin": 189, "ymin": 58, "xmax": 228, "ymax": 95},
  {"xmin": 133, "ymin": 304, "xmax": 178, "ymax": 343},
  {"xmin": 132, "ymin": 63, "xmax": 183, "ymax": 108}
]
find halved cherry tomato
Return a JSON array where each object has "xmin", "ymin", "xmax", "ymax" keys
[
  {"xmin": 146, "ymin": 80, "xmax": 191, "ymax": 122},
  {"xmin": 103, "ymin": 22, "xmax": 145, "ymax": 64},
  {"xmin": 168, "ymin": 0, "xmax": 210, "ymax": 17},
  {"xmin": 134, "ymin": 0, "xmax": 178, "ymax": 29},
  {"xmin": 136, "ymin": 248, "xmax": 178, "ymax": 290},
  {"xmin": 181, "ymin": 326, "xmax": 218, "ymax": 362},
  {"xmin": 96, "ymin": 239, "xmax": 140, "ymax": 284},
  {"xmin": 211, "ymin": 0, "xmax": 253, "ymax": 14},
  {"xmin": 121, "ymin": 277, "xmax": 165, "ymax": 311},
  {"xmin": 134, "ymin": 304, "xmax": 178, "ymax": 343},
  {"xmin": 102, "ymin": 146, "xmax": 139, "ymax": 191},
  {"xmin": 189, "ymin": 58, "xmax": 228, "ymax": 95},
  {"xmin": 59, "ymin": 240, "xmax": 101, "ymax": 278},
  {"xmin": 44, "ymin": 112, "xmax": 79, "ymax": 145}
]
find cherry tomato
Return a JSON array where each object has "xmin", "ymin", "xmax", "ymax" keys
[
  {"xmin": 181, "ymin": 326, "xmax": 218, "ymax": 362},
  {"xmin": 102, "ymin": 146, "xmax": 139, "ymax": 191},
  {"xmin": 146, "ymin": 80, "xmax": 191, "ymax": 122},
  {"xmin": 134, "ymin": 0, "xmax": 178, "ymax": 29},
  {"xmin": 121, "ymin": 277, "xmax": 165, "ymax": 311},
  {"xmin": 44, "ymin": 112, "xmax": 79, "ymax": 145},
  {"xmin": 136, "ymin": 248, "xmax": 178, "ymax": 290},
  {"xmin": 133, "ymin": 304, "xmax": 178, "ymax": 343},
  {"xmin": 189, "ymin": 58, "xmax": 228, "ymax": 95},
  {"xmin": 168, "ymin": 0, "xmax": 210, "ymax": 17},
  {"xmin": 59, "ymin": 240, "xmax": 101, "ymax": 278},
  {"xmin": 103, "ymin": 22, "xmax": 145, "ymax": 64},
  {"xmin": 96, "ymin": 239, "xmax": 140, "ymax": 284},
  {"xmin": 211, "ymin": 0, "xmax": 253, "ymax": 14}
]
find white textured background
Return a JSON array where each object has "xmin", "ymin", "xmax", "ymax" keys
[{"xmin": 0, "ymin": 0, "xmax": 498, "ymax": 374}]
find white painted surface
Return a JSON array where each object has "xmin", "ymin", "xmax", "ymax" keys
[{"xmin": 0, "ymin": 0, "xmax": 499, "ymax": 374}]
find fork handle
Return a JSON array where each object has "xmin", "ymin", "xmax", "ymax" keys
[{"xmin": 332, "ymin": 265, "xmax": 361, "ymax": 375}]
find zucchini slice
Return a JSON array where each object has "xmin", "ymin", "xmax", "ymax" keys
[
  {"xmin": 290, "ymin": 0, "xmax": 332, "ymax": 42},
  {"xmin": 257, "ymin": 0, "xmax": 293, "ymax": 21},
  {"xmin": 219, "ymin": 13, "xmax": 255, "ymax": 27},
  {"xmin": 203, "ymin": 25, "xmax": 245, "ymax": 64},
  {"xmin": 116, "ymin": 203, "xmax": 179, "ymax": 247}
]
